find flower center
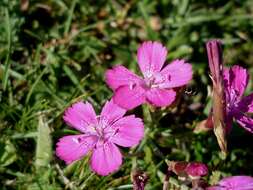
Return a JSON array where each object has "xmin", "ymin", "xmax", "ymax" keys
[
  {"xmin": 226, "ymin": 89, "xmax": 239, "ymax": 112},
  {"xmin": 90, "ymin": 116, "xmax": 117, "ymax": 141},
  {"xmin": 143, "ymin": 71, "xmax": 166, "ymax": 89}
]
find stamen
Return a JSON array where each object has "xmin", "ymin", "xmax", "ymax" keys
[{"xmin": 143, "ymin": 72, "xmax": 166, "ymax": 89}]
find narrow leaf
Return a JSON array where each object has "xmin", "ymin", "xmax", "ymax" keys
[
  {"xmin": 2, "ymin": 8, "xmax": 12, "ymax": 91},
  {"xmin": 35, "ymin": 115, "xmax": 52, "ymax": 169}
]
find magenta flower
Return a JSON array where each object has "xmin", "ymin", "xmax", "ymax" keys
[
  {"xmin": 56, "ymin": 100, "xmax": 144, "ymax": 176},
  {"xmin": 105, "ymin": 41, "xmax": 193, "ymax": 110},
  {"xmin": 207, "ymin": 176, "xmax": 253, "ymax": 190},
  {"xmin": 224, "ymin": 65, "xmax": 253, "ymax": 132}
]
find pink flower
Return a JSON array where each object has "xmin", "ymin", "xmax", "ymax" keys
[
  {"xmin": 56, "ymin": 100, "xmax": 144, "ymax": 176},
  {"xmin": 207, "ymin": 176, "xmax": 253, "ymax": 190},
  {"xmin": 105, "ymin": 41, "xmax": 193, "ymax": 110},
  {"xmin": 224, "ymin": 65, "xmax": 253, "ymax": 133},
  {"xmin": 202, "ymin": 40, "xmax": 253, "ymax": 140}
]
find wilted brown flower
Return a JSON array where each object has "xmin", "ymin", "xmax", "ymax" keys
[{"xmin": 131, "ymin": 169, "xmax": 149, "ymax": 190}]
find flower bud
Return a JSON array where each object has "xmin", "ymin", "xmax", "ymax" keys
[
  {"xmin": 206, "ymin": 40, "xmax": 227, "ymax": 155},
  {"xmin": 185, "ymin": 162, "xmax": 208, "ymax": 179},
  {"xmin": 168, "ymin": 161, "xmax": 188, "ymax": 179}
]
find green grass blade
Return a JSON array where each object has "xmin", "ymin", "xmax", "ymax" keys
[
  {"xmin": 64, "ymin": 0, "xmax": 78, "ymax": 35},
  {"xmin": 63, "ymin": 64, "xmax": 84, "ymax": 93},
  {"xmin": 2, "ymin": 8, "xmax": 12, "ymax": 91},
  {"xmin": 25, "ymin": 66, "xmax": 47, "ymax": 104}
]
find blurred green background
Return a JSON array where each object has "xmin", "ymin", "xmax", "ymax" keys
[{"xmin": 1, "ymin": 0, "xmax": 253, "ymax": 189}]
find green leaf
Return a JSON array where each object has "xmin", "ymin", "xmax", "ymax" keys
[
  {"xmin": 209, "ymin": 171, "xmax": 221, "ymax": 186},
  {"xmin": 0, "ymin": 140, "xmax": 17, "ymax": 167},
  {"xmin": 35, "ymin": 115, "xmax": 52, "ymax": 169}
]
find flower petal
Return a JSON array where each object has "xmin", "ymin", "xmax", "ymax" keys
[
  {"xmin": 238, "ymin": 93, "xmax": 253, "ymax": 113},
  {"xmin": 90, "ymin": 142, "xmax": 122, "ymax": 176},
  {"xmin": 223, "ymin": 65, "xmax": 249, "ymax": 99},
  {"xmin": 113, "ymin": 85, "xmax": 146, "ymax": 110},
  {"xmin": 207, "ymin": 176, "xmax": 253, "ymax": 190},
  {"xmin": 110, "ymin": 115, "xmax": 144, "ymax": 147},
  {"xmin": 219, "ymin": 176, "xmax": 253, "ymax": 189},
  {"xmin": 63, "ymin": 102, "xmax": 97, "ymax": 133},
  {"xmin": 105, "ymin": 65, "xmax": 142, "ymax": 91},
  {"xmin": 101, "ymin": 100, "xmax": 126, "ymax": 124},
  {"xmin": 56, "ymin": 135, "xmax": 97, "ymax": 164},
  {"xmin": 235, "ymin": 114, "xmax": 253, "ymax": 133},
  {"xmin": 206, "ymin": 186, "xmax": 226, "ymax": 190},
  {"xmin": 137, "ymin": 41, "xmax": 167, "ymax": 74},
  {"xmin": 159, "ymin": 59, "xmax": 193, "ymax": 88},
  {"xmin": 146, "ymin": 88, "xmax": 176, "ymax": 107}
]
